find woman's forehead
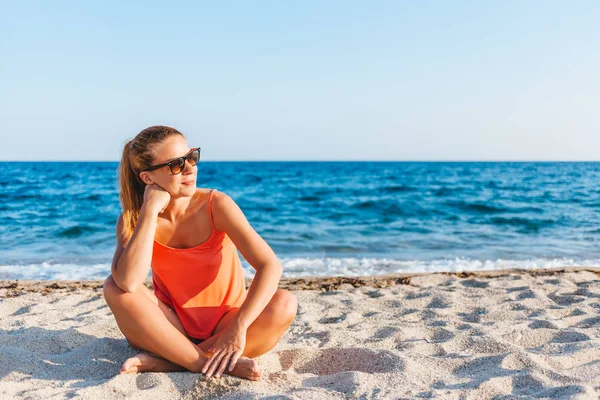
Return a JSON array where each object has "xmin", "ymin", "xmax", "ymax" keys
[{"xmin": 151, "ymin": 137, "xmax": 190, "ymax": 163}]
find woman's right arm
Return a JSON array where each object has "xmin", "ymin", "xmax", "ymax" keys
[{"xmin": 111, "ymin": 204, "xmax": 160, "ymax": 293}]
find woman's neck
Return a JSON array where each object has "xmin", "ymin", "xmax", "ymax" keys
[{"xmin": 160, "ymin": 192, "xmax": 198, "ymax": 223}]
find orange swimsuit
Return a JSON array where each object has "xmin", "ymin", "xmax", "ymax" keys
[{"xmin": 151, "ymin": 189, "xmax": 247, "ymax": 340}]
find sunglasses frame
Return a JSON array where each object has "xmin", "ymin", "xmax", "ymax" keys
[{"xmin": 142, "ymin": 147, "xmax": 201, "ymax": 175}]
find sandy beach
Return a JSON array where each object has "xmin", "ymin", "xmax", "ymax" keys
[{"xmin": 1, "ymin": 267, "xmax": 600, "ymax": 399}]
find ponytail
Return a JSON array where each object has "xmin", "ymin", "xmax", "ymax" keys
[
  {"xmin": 117, "ymin": 126, "xmax": 184, "ymax": 242},
  {"xmin": 118, "ymin": 140, "xmax": 145, "ymax": 242}
]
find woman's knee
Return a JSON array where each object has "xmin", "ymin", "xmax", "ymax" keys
[
  {"xmin": 126, "ymin": 339, "xmax": 143, "ymax": 351},
  {"xmin": 265, "ymin": 289, "xmax": 298, "ymax": 325},
  {"xmin": 103, "ymin": 275, "xmax": 125, "ymax": 304}
]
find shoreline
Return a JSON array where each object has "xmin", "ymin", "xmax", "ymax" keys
[{"xmin": 1, "ymin": 266, "xmax": 598, "ymax": 297}]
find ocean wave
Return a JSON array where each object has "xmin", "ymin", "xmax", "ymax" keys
[
  {"xmin": 488, "ymin": 216, "xmax": 558, "ymax": 231},
  {"xmin": 256, "ymin": 257, "xmax": 600, "ymax": 278},
  {"xmin": 0, "ymin": 262, "xmax": 111, "ymax": 280},
  {"xmin": 3, "ymin": 161, "xmax": 600, "ymax": 276},
  {"xmin": 299, "ymin": 195, "xmax": 320, "ymax": 202},
  {"xmin": 445, "ymin": 200, "xmax": 509, "ymax": 214},
  {"xmin": 2, "ymin": 257, "xmax": 599, "ymax": 281},
  {"xmin": 57, "ymin": 225, "xmax": 102, "ymax": 238},
  {"xmin": 381, "ymin": 185, "xmax": 417, "ymax": 193}
]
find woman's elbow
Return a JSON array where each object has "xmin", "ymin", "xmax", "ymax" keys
[
  {"xmin": 117, "ymin": 277, "xmax": 142, "ymax": 293},
  {"xmin": 109, "ymin": 270, "xmax": 140, "ymax": 294}
]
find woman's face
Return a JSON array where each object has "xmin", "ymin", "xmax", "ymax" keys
[{"xmin": 139, "ymin": 135, "xmax": 198, "ymax": 197}]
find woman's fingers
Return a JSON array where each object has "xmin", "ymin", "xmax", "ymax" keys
[
  {"xmin": 228, "ymin": 350, "xmax": 242, "ymax": 372},
  {"xmin": 214, "ymin": 353, "xmax": 233, "ymax": 378},
  {"xmin": 205, "ymin": 351, "xmax": 227, "ymax": 377},
  {"xmin": 202, "ymin": 349, "xmax": 222, "ymax": 374}
]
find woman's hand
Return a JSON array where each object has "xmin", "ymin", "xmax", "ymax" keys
[
  {"xmin": 142, "ymin": 183, "xmax": 171, "ymax": 214},
  {"xmin": 202, "ymin": 322, "xmax": 247, "ymax": 378}
]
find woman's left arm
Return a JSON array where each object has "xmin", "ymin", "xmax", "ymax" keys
[
  {"xmin": 202, "ymin": 190, "xmax": 283, "ymax": 375},
  {"xmin": 213, "ymin": 190, "xmax": 283, "ymax": 328}
]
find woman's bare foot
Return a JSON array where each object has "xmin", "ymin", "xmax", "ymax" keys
[
  {"xmin": 120, "ymin": 352, "xmax": 262, "ymax": 381},
  {"xmin": 217, "ymin": 357, "xmax": 262, "ymax": 381},
  {"xmin": 120, "ymin": 352, "xmax": 185, "ymax": 374}
]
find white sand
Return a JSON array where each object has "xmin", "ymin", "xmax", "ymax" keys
[{"xmin": 1, "ymin": 268, "xmax": 600, "ymax": 399}]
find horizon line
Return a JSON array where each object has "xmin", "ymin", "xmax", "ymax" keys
[{"xmin": 0, "ymin": 160, "xmax": 599, "ymax": 163}]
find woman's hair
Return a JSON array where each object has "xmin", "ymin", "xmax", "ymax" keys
[{"xmin": 117, "ymin": 125, "xmax": 184, "ymax": 242}]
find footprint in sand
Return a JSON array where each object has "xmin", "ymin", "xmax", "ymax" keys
[
  {"xmin": 394, "ymin": 308, "xmax": 418, "ymax": 317},
  {"xmin": 460, "ymin": 279, "xmax": 489, "ymax": 288},
  {"xmin": 428, "ymin": 327, "xmax": 454, "ymax": 343},
  {"xmin": 384, "ymin": 300, "xmax": 403, "ymax": 308},
  {"xmin": 457, "ymin": 308, "xmax": 486, "ymax": 323},
  {"xmin": 506, "ymin": 285, "xmax": 531, "ymax": 293},
  {"xmin": 427, "ymin": 320, "xmax": 447, "ymax": 327},
  {"xmin": 426, "ymin": 296, "xmax": 450, "ymax": 309},
  {"xmin": 516, "ymin": 290, "xmax": 536, "ymax": 300},
  {"xmin": 404, "ymin": 291, "xmax": 431, "ymax": 300},
  {"xmin": 544, "ymin": 278, "xmax": 561, "ymax": 285},
  {"xmin": 278, "ymin": 348, "xmax": 405, "ymax": 376},
  {"xmin": 12, "ymin": 305, "xmax": 31, "ymax": 316},
  {"xmin": 365, "ymin": 290, "xmax": 384, "ymax": 299},
  {"xmin": 551, "ymin": 331, "xmax": 590, "ymax": 343},
  {"xmin": 528, "ymin": 310, "xmax": 545, "ymax": 318},
  {"xmin": 572, "ymin": 316, "xmax": 600, "ymax": 328},
  {"xmin": 318, "ymin": 314, "xmax": 347, "ymax": 324},
  {"xmin": 372, "ymin": 327, "xmax": 399, "ymax": 339},
  {"xmin": 571, "ymin": 287, "xmax": 600, "ymax": 298},
  {"xmin": 547, "ymin": 293, "xmax": 586, "ymax": 306},
  {"xmin": 528, "ymin": 319, "xmax": 558, "ymax": 329},
  {"xmin": 511, "ymin": 303, "xmax": 528, "ymax": 311},
  {"xmin": 567, "ymin": 309, "xmax": 586, "ymax": 317},
  {"xmin": 394, "ymin": 339, "xmax": 415, "ymax": 351},
  {"xmin": 319, "ymin": 290, "xmax": 340, "ymax": 296}
]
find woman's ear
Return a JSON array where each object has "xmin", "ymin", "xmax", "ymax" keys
[{"xmin": 139, "ymin": 172, "xmax": 153, "ymax": 185}]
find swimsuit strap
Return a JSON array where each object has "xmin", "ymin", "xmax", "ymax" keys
[{"xmin": 208, "ymin": 189, "xmax": 218, "ymax": 232}]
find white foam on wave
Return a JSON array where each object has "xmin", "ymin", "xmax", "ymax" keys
[
  {"xmin": 242, "ymin": 257, "xmax": 600, "ymax": 278},
  {"xmin": 2, "ymin": 257, "xmax": 600, "ymax": 281},
  {"xmin": 0, "ymin": 261, "xmax": 111, "ymax": 280}
]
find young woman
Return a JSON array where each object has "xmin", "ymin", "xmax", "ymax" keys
[{"xmin": 103, "ymin": 126, "xmax": 298, "ymax": 381}]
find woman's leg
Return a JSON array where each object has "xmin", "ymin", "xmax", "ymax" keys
[
  {"xmin": 102, "ymin": 275, "xmax": 260, "ymax": 380},
  {"xmin": 103, "ymin": 275, "xmax": 297, "ymax": 377},
  {"xmin": 210, "ymin": 289, "xmax": 298, "ymax": 358},
  {"xmin": 199, "ymin": 288, "xmax": 298, "ymax": 378}
]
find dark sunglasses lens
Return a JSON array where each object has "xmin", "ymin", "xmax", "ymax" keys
[
  {"xmin": 170, "ymin": 158, "xmax": 185, "ymax": 174},
  {"xmin": 188, "ymin": 149, "xmax": 200, "ymax": 165}
]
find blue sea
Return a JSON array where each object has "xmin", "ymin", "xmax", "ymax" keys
[{"xmin": 1, "ymin": 161, "xmax": 600, "ymax": 280}]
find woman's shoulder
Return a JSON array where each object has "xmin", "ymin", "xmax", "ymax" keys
[
  {"xmin": 204, "ymin": 189, "xmax": 246, "ymax": 233},
  {"xmin": 194, "ymin": 188, "xmax": 230, "ymax": 220},
  {"xmin": 201, "ymin": 187, "xmax": 237, "ymax": 208},
  {"xmin": 196, "ymin": 187, "xmax": 231, "ymax": 203},
  {"xmin": 195, "ymin": 187, "xmax": 221, "ymax": 204}
]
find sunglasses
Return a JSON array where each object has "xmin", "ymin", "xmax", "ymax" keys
[{"xmin": 142, "ymin": 147, "xmax": 201, "ymax": 175}]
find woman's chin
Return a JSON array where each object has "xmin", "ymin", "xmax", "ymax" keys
[{"xmin": 181, "ymin": 184, "xmax": 196, "ymax": 194}]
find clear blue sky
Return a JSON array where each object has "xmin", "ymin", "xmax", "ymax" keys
[{"xmin": 1, "ymin": 1, "xmax": 598, "ymax": 161}]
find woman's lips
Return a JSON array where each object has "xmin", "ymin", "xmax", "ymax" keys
[{"xmin": 182, "ymin": 180, "xmax": 195, "ymax": 185}]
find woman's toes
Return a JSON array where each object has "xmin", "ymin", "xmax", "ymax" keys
[
  {"xmin": 119, "ymin": 353, "xmax": 156, "ymax": 374},
  {"xmin": 227, "ymin": 357, "xmax": 262, "ymax": 381}
]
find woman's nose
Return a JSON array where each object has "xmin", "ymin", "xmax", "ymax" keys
[{"xmin": 183, "ymin": 159, "xmax": 196, "ymax": 173}]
